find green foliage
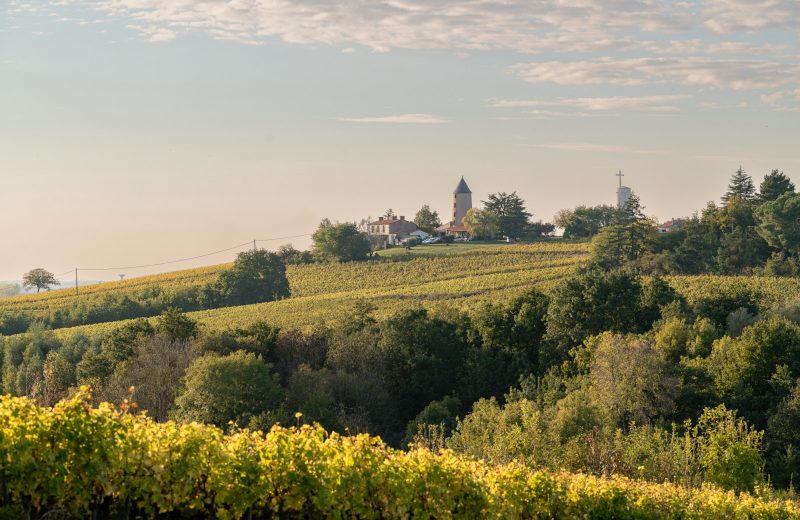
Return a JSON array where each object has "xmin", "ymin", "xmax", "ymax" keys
[
  {"xmin": 766, "ymin": 380, "xmax": 800, "ymax": 488},
  {"xmin": 174, "ymin": 351, "xmax": 283, "ymax": 427},
  {"xmin": 708, "ymin": 316, "xmax": 800, "ymax": 424},
  {"xmin": 694, "ymin": 405, "xmax": 765, "ymax": 493},
  {"xmin": 414, "ymin": 204, "xmax": 442, "ymax": 233},
  {"xmin": 377, "ymin": 309, "xmax": 467, "ymax": 429},
  {"xmin": 102, "ymin": 317, "xmax": 154, "ymax": 364},
  {"xmin": 482, "ymin": 192, "xmax": 531, "ymax": 240},
  {"xmin": 462, "ymin": 208, "xmax": 500, "ymax": 239},
  {"xmin": 217, "ymin": 249, "xmax": 291, "ymax": 306},
  {"xmin": 654, "ymin": 317, "xmax": 717, "ymax": 363},
  {"xmin": 759, "ymin": 170, "xmax": 795, "ymax": 202},
  {"xmin": 525, "ymin": 220, "xmax": 555, "ymax": 238},
  {"xmin": 586, "ymin": 333, "xmax": 677, "ymax": 428},
  {"xmin": 0, "ymin": 243, "xmax": 590, "ymax": 337},
  {"xmin": 276, "ymin": 243, "xmax": 314, "ymax": 265},
  {"xmin": 2, "ymin": 391, "xmax": 796, "ymax": 519},
  {"xmin": 155, "ymin": 307, "xmax": 198, "ymax": 341},
  {"xmin": 591, "ymin": 195, "xmax": 657, "ymax": 269},
  {"xmin": 449, "ymin": 390, "xmax": 768, "ymax": 495},
  {"xmin": 312, "ymin": 218, "xmax": 372, "ymax": 262},
  {"xmin": 472, "ymin": 289, "xmax": 549, "ymax": 379},
  {"xmin": 556, "ymin": 205, "xmax": 616, "ymax": 239},
  {"xmin": 545, "ymin": 269, "xmax": 650, "ymax": 354},
  {"xmin": 756, "ymin": 192, "xmax": 800, "ymax": 256},
  {"xmin": 404, "ymin": 395, "xmax": 462, "ymax": 447},
  {"xmin": 22, "ymin": 268, "xmax": 59, "ymax": 293},
  {"xmin": 723, "ymin": 167, "xmax": 757, "ymax": 203}
]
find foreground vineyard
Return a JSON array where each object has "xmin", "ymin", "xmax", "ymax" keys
[{"xmin": 1, "ymin": 390, "xmax": 797, "ymax": 519}]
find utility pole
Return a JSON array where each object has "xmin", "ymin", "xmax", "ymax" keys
[
  {"xmin": 253, "ymin": 239, "xmax": 257, "ymax": 252},
  {"xmin": 75, "ymin": 268, "xmax": 78, "ymax": 295}
]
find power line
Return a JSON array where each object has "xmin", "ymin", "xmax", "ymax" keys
[
  {"xmin": 78, "ymin": 241, "xmax": 254, "ymax": 272},
  {"xmin": 256, "ymin": 233, "xmax": 312, "ymax": 242},
  {"xmin": 51, "ymin": 232, "xmax": 314, "ymax": 276}
]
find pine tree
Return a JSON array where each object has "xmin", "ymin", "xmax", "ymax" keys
[
  {"xmin": 758, "ymin": 169, "xmax": 795, "ymax": 202},
  {"xmin": 482, "ymin": 192, "xmax": 532, "ymax": 240},
  {"xmin": 722, "ymin": 167, "xmax": 756, "ymax": 204}
]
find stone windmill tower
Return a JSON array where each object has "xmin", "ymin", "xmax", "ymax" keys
[{"xmin": 452, "ymin": 177, "xmax": 472, "ymax": 227}]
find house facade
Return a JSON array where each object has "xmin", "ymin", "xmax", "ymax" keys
[
  {"xmin": 657, "ymin": 218, "xmax": 686, "ymax": 234},
  {"xmin": 367, "ymin": 215, "xmax": 418, "ymax": 246}
]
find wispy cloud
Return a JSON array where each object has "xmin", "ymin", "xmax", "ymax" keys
[
  {"xmin": 338, "ymin": 114, "xmax": 447, "ymax": 124},
  {"xmin": 760, "ymin": 92, "xmax": 785, "ymax": 106},
  {"xmin": 490, "ymin": 95, "xmax": 687, "ymax": 112},
  {"xmin": 23, "ymin": 0, "xmax": 800, "ymax": 109},
  {"xmin": 128, "ymin": 24, "xmax": 176, "ymax": 43},
  {"xmin": 511, "ymin": 57, "xmax": 800, "ymax": 91},
  {"xmin": 537, "ymin": 142, "xmax": 664, "ymax": 154},
  {"xmin": 702, "ymin": 0, "xmax": 800, "ymax": 34},
  {"xmin": 34, "ymin": 1, "xmax": 798, "ymax": 56}
]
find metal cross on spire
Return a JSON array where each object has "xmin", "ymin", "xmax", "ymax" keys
[{"xmin": 616, "ymin": 170, "xmax": 624, "ymax": 188}]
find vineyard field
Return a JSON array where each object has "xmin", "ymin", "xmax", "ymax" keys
[
  {"xmin": 1, "ymin": 390, "xmax": 797, "ymax": 519},
  {"xmin": 9, "ymin": 241, "xmax": 800, "ymax": 342},
  {"xmin": 40, "ymin": 243, "xmax": 588, "ymax": 339}
]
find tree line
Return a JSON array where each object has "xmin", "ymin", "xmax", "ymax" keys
[{"xmin": 553, "ymin": 167, "xmax": 798, "ymax": 275}]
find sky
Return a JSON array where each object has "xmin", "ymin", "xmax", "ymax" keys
[{"xmin": 1, "ymin": 0, "xmax": 798, "ymax": 282}]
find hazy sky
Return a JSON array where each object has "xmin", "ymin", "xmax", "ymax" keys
[{"xmin": 1, "ymin": 0, "xmax": 798, "ymax": 281}]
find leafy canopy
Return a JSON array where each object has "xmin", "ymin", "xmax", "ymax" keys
[
  {"xmin": 218, "ymin": 249, "xmax": 291, "ymax": 305},
  {"xmin": 22, "ymin": 268, "xmax": 59, "ymax": 293},
  {"xmin": 462, "ymin": 208, "xmax": 500, "ymax": 239},
  {"xmin": 174, "ymin": 350, "xmax": 283, "ymax": 427},
  {"xmin": 312, "ymin": 219, "xmax": 372, "ymax": 262},
  {"xmin": 414, "ymin": 204, "xmax": 441, "ymax": 233}
]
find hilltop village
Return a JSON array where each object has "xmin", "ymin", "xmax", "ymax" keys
[{"xmin": 365, "ymin": 174, "xmax": 684, "ymax": 249}]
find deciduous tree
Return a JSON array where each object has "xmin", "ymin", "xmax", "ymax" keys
[
  {"xmin": 174, "ymin": 350, "xmax": 283, "ymax": 427},
  {"xmin": 312, "ymin": 219, "xmax": 372, "ymax": 262},
  {"xmin": 462, "ymin": 208, "xmax": 500, "ymax": 239},
  {"xmin": 22, "ymin": 268, "xmax": 59, "ymax": 293},
  {"xmin": 414, "ymin": 204, "xmax": 442, "ymax": 233}
]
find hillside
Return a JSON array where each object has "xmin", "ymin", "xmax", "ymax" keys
[
  {"xmin": 2, "ymin": 242, "xmax": 590, "ymax": 339},
  {"xmin": 8, "ymin": 241, "xmax": 800, "ymax": 342}
]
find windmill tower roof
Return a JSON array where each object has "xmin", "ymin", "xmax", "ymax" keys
[{"xmin": 454, "ymin": 177, "xmax": 472, "ymax": 194}]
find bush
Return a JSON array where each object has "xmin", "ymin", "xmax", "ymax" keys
[
  {"xmin": 174, "ymin": 351, "xmax": 283, "ymax": 427},
  {"xmin": 694, "ymin": 405, "xmax": 765, "ymax": 493}
]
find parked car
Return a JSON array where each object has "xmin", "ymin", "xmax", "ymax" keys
[{"xmin": 422, "ymin": 237, "xmax": 441, "ymax": 244}]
